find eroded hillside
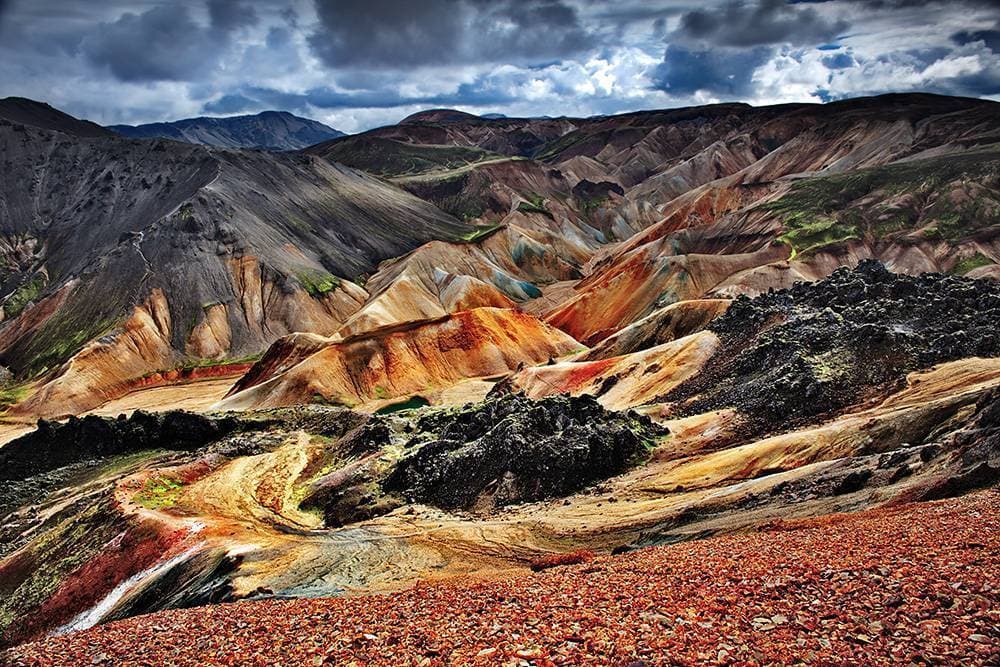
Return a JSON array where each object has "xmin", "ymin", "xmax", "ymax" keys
[
  {"xmin": 0, "ymin": 94, "xmax": 998, "ymax": 656},
  {"xmin": 0, "ymin": 101, "xmax": 480, "ymax": 417},
  {"xmin": 2, "ymin": 263, "xmax": 997, "ymax": 647}
]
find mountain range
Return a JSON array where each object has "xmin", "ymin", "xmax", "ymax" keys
[
  {"xmin": 108, "ymin": 110, "xmax": 345, "ymax": 150},
  {"xmin": 0, "ymin": 91, "xmax": 997, "ymax": 661}
]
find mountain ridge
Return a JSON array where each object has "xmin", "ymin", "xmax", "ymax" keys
[{"xmin": 109, "ymin": 110, "xmax": 345, "ymax": 150}]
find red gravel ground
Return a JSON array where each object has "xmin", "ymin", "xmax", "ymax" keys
[{"xmin": 8, "ymin": 491, "xmax": 999, "ymax": 666}]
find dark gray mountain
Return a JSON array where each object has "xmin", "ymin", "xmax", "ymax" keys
[
  {"xmin": 0, "ymin": 97, "xmax": 113, "ymax": 138},
  {"xmin": 0, "ymin": 99, "xmax": 474, "ymax": 416},
  {"xmin": 109, "ymin": 110, "xmax": 345, "ymax": 150}
]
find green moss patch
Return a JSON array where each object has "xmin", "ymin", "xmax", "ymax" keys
[
  {"xmin": 0, "ymin": 385, "xmax": 28, "ymax": 412},
  {"xmin": 297, "ymin": 270, "xmax": 342, "ymax": 297},
  {"xmin": 3, "ymin": 274, "xmax": 47, "ymax": 319},
  {"xmin": 135, "ymin": 475, "xmax": 184, "ymax": 510},
  {"xmin": 517, "ymin": 193, "xmax": 552, "ymax": 217},
  {"xmin": 375, "ymin": 395, "xmax": 430, "ymax": 414},
  {"xmin": 458, "ymin": 223, "xmax": 503, "ymax": 243},
  {"xmin": 952, "ymin": 253, "xmax": 995, "ymax": 275},
  {"xmin": 766, "ymin": 149, "xmax": 1000, "ymax": 255}
]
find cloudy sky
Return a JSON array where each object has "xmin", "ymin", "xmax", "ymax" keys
[{"xmin": 0, "ymin": 0, "xmax": 997, "ymax": 133}]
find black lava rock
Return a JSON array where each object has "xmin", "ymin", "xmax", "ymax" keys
[
  {"xmin": 668, "ymin": 260, "xmax": 1000, "ymax": 436},
  {"xmin": 383, "ymin": 392, "xmax": 664, "ymax": 512},
  {"xmin": 0, "ymin": 410, "xmax": 246, "ymax": 481}
]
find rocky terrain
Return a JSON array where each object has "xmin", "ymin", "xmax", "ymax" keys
[
  {"xmin": 1, "ymin": 262, "xmax": 997, "ymax": 649},
  {"xmin": 305, "ymin": 394, "xmax": 662, "ymax": 525},
  {"xmin": 109, "ymin": 111, "xmax": 345, "ymax": 150},
  {"xmin": 667, "ymin": 260, "xmax": 1000, "ymax": 435},
  {"xmin": 0, "ymin": 93, "xmax": 998, "ymax": 661},
  {"xmin": 7, "ymin": 491, "xmax": 998, "ymax": 665},
  {"xmin": 1, "ymin": 93, "xmax": 997, "ymax": 423}
]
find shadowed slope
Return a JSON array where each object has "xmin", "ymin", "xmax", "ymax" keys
[{"xmin": 109, "ymin": 111, "xmax": 344, "ymax": 151}]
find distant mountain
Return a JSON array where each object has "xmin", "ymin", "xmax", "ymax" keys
[
  {"xmin": 108, "ymin": 110, "xmax": 345, "ymax": 150},
  {"xmin": 0, "ymin": 97, "xmax": 113, "ymax": 138}
]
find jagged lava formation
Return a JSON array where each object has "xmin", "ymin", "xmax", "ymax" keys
[{"xmin": 668, "ymin": 260, "xmax": 1000, "ymax": 435}]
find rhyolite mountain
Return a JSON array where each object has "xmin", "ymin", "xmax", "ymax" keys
[
  {"xmin": 2, "ymin": 93, "xmax": 999, "ymax": 418},
  {"xmin": 109, "ymin": 110, "xmax": 345, "ymax": 150},
  {"xmin": 0, "ymin": 98, "xmax": 474, "ymax": 415},
  {"xmin": 1, "ymin": 91, "xmax": 999, "ymax": 654},
  {"xmin": 304, "ymin": 93, "xmax": 998, "ymax": 349}
]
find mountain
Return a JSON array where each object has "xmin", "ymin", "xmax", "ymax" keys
[
  {"xmin": 0, "ymin": 97, "xmax": 113, "ymax": 138},
  {"xmin": 0, "ymin": 100, "xmax": 475, "ymax": 416},
  {"xmin": 1, "ymin": 93, "xmax": 998, "ymax": 655},
  {"xmin": 108, "ymin": 110, "xmax": 345, "ymax": 150},
  {"xmin": 303, "ymin": 94, "xmax": 999, "ymax": 348}
]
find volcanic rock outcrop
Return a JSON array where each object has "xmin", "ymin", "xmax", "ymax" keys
[
  {"xmin": 667, "ymin": 260, "xmax": 1000, "ymax": 435},
  {"xmin": 0, "ymin": 410, "xmax": 245, "ymax": 482},
  {"xmin": 303, "ymin": 393, "xmax": 663, "ymax": 526},
  {"xmin": 385, "ymin": 393, "xmax": 661, "ymax": 511}
]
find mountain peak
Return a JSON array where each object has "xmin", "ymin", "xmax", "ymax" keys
[
  {"xmin": 108, "ymin": 110, "xmax": 345, "ymax": 150},
  {"xmin": 400, "ymin": 109, "xmax": 482, "ymax": 124}
]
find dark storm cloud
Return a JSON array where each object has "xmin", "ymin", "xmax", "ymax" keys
[
  {"xmin": 207, "ymin": 0, "xmax": 258, "ymax": 31},
  {"xmin": 308, "ymin": 0, "xmax": 598, "ymax": 69},
  {"xmin": 822, "ymin": 52, "xmax": 855, "ymax": 68},
  {"xmin": 203, "ymin": 93, "xmax": 258, "ymax": 114},
  {"xmin": 80, "ymin": 3, "xmax": 252, "ymax": 82},
  {"xmin": 651, "ymin": 0, "xmax": 851, "ymax": 98},
  {"xmin": 791, "ymin": 0, "xmax": 1000, "ymax": 6},
  {"xmin": 203, "ymin": 79, "xmax": 520, "ymax": 115},
  {"xmin": 952, "ymin": 22, "xmax": 1000, "ymax": 51},
  {"xmin": 652, "ymin": 45, "xmax": 772, "ymax": 96},
  {"xmin": 2, "ymin": 0, "xmax": 1000, "ymax": 131},
  {"xmin": 675, "ymin": 0, "xmax": 849, "ymax": 47}
]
